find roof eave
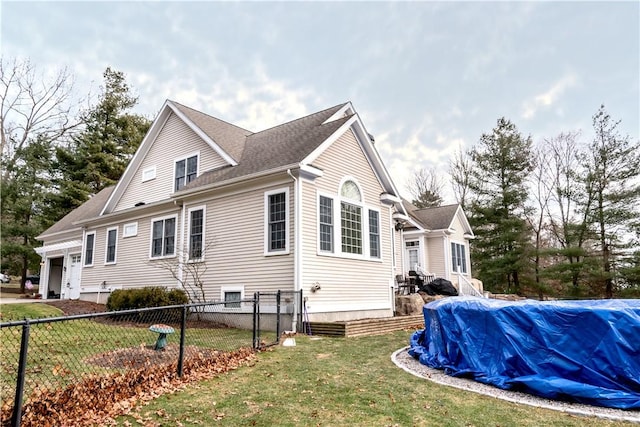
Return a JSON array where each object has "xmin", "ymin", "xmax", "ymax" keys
[{"xmin": 172, "ymin": 163, "xmax": 301, "ymax": 199}]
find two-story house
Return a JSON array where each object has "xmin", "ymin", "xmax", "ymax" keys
[{"xmin": 36, "ymin": 100, "xmax": 477, "ymax": 322}]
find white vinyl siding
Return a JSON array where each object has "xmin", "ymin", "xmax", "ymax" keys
[
  {"xmin": 302, "ymin": 128, "xmax": 393, "ymax": 316},
  {"xmin": 105, "ymin": 227, "xmax": 118, "ymax": 264},
  {"xmin": 186, "ymin": 183, "xmax": 293, "ymax": 297},
  {"xmin": 83, "ymin": 231, "xmax": 96, "ymax": 267},
  {"xmin": 114, "ymin": 113, "xmax": 229, "ymax": 212},
  {"xmin": 426, "ymin": 237, "xmax": 446, "ymax": 278},
  {"xmin": 79, "ymin": 208, "xmax": 184, "ymax": 292}
]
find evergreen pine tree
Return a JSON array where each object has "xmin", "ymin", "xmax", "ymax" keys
[{"xmin": 467, "ymin": 118, "xmax": 535, "ymax": 293}]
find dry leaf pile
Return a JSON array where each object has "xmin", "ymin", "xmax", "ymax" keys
[{"xmin": 1, "ymin": 346, "xmax": 256, "ymax": 426}]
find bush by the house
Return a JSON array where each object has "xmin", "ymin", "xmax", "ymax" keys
[
  {"xmin": 106, "ymin": 286, "xmax": 188, "ymax": 310},
  {"xmin": 106, "ymin": 287, "xmax": 188, "ymax": 324}
]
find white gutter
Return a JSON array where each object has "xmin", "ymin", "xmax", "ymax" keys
[{"xmin": 287, "ymin": 169, "xmax": 301, "ymax": 332}]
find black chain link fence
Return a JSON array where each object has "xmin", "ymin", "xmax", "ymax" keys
[{"xmin": 0, "ymin": 290, "xmax": 302, "ymax": 426}]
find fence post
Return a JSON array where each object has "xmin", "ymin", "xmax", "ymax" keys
[
  {"xmin": 252, "ymin": 293, "xmax": 260, "ymax": 349},
  {"xmin": 177, "ymin": 305, "xmax": 187, "ymax": 377},
  {"xmin": 276, "ymin": 290, "xmax": 281, "ymax": 344},
  {"xmin": 12, "ymin": 321, "xmax": 30, "ymax": 427}
]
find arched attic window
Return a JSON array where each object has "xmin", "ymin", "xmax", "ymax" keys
[{"xmin": 340, "ymin": 180, "xmax": 362, "ymax": 202}]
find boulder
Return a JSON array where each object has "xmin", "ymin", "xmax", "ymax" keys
[{"xmin": 395, "ymin": 294, "xmax": 425, "ymax": 316}]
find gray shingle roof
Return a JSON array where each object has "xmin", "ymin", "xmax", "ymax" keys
[
  {"xmin": 403, "ymin": 200, "xmax": 460, "ymax": 231},
  {"xmin": 170, "ymin": 101, "xmax": 253, "ymax": 162},
  {"xmin": 38, "ymin": 186, "xmax": 115, "ymax": 238},
  {"xmin": 39, "ymin": 102, "xmax": 352, "ymax": 239},
  {"xmin": 180, "ymin": 103, "xmax": 349, "ymax": 191}
]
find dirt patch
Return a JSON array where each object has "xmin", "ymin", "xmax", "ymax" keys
[
  {"xmin": 85, "ymin": 344, "xmax": 221, "ymax": 369},
  {"xmin": 44, "ymin": 300, "xmax": 107, "ymax": 316}
]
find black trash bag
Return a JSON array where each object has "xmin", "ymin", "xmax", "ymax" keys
[{"xmin": 423, "ymin": 278, "xmax": 458, "ymax": 296}]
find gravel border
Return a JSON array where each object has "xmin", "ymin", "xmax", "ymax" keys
[{"xmin": 391, "ymin": 346, "xmax": 640, "ymax": 424}]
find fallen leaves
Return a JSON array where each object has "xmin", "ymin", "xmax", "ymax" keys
[{"xmin": 1, "ymin": 347, "xmax": 256, "ymax": 427}]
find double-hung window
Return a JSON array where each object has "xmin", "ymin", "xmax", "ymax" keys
[
  {"xmin": 84, "ymin": 232, "xmax": 96, "ymax": 266},
  {"xmin": 175, "ymin": 155, "xmax": 198, "ymax": 191},
  {"xmin": 369, "ymin": 210, "xmax": 380, "ymax": 258},
  {"xmin": 151, "ymin": 217, "xmax": 176, "ymax": 258},
  {"xmin": 451, "ymin": 242, "xmax": 467, "ymax": 273},
  {"xmin": 265, "ymin": 189, "xmax": 288, "ymax": 254},
  {"xmin": 105, "ymin": 227, "xmax": 117, "ymax": 264},
  {"xmin": 319, "ymin": 196, "xmax": 333, "ymax": 252},
  {"xmin": 189, "ymin": 208, "xmax": 204, "ymax": 260}
]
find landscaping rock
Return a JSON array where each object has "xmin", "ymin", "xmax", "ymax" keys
[{"xmin": 395, "ymin": 294, "xmax": 425, "ymax": 315}]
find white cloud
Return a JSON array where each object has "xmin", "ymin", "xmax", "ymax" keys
[{"xmin": 522, "ymin": 73, "xmax": 578, "ymax": 119}]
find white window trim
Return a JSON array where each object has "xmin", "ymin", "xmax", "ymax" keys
[
  {"xmin": 141, "ymin": 165, "xmax": 157, "ymax": 182},
  {"xmin": 317, "ymin": 192, "xmax": 334, "ymax": 254},
  {"xmin": 316, "ymin": 189, "xmax": 382, "ymax": 262},
  {"xmin": 338, "ymin": 176, "xmax": 365, "ymax": 204},
  {"xmin": 149, "ymin": 214, "xmax": 178, "ymax": 259},
  {"xmin": 187, "ymin": 205, "xmax": 206, "ymax": 262},
  {"xmin": 173, "ymin": 151, "xmax": 200, "ymax": 192},
  {"xmin": 368, "ymin": 208, "xmax": 381, "ymax": 259},
  {"xmin": 221, "ymin": 286, "xmax": 245, "ymax": 310},
  {"xmin": 451, "ymin": 240, "xmax": 469, "ymax": 275},
  {"xmin": 104, "ymin": 226, "xmax": 118, "ymax": 265},
  {"xmin": 264, "ymin": 187, "xmax": 290, "ymax": 256},
  {"xmin": 83, "ymin": 231, "xmax": 96, "ymax": 267},
  {"xmin": 123, "ymin": 222, "xmax": 138, "ymax": 238}
]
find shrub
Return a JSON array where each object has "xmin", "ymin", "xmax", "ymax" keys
[{"xmin": 106, "ymin": 287, "xmax": 188, "ymax": 311}]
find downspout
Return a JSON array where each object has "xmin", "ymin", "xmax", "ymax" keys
[{"xmin": 287, "ymin": 169, "xmax": 301, "ymax": 332}]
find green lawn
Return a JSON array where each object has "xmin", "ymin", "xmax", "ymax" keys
[
  {"xmin": 116, "ymin": 332, "xmax": 635, "ymax": 427},
  {"xmin": 2, "ymin": 303, "xmax": 635, "ymax": 426}
]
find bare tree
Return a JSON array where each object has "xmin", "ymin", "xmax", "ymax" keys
[
  {"xmin": 151, "ymin": 240, "xmax": 217, "ymax": 318},
  {"xmin": 449, "ymin": 147, "xmax": 473, "ymax": 211},
  {"xmin": 407, "ymin": 167, "xmax": 444, "ymax": 208},
  {"xmin": 1, "ymin": 57, "xmax": 81, "ymax": 180},
  {"xmin": 526, "ymin": 144, "xmax": 554, "ymax": 299}
]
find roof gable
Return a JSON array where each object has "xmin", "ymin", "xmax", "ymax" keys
[
  {"xmin": 170, "ymin": 101, "xmax": 252, "ymax": 162},
  {"xmin": 178, "ymin": 103, "xmax": 350, "ymax": 192},
  {"xmin": 301, "ymin": 102, "xmax": 403, "ymax": 201},
  {"xmin": 102, "ymin": 100, "xmax": 249, "ymax": 214},
  {"xmin": 404, "ymin": 202, "xmax": 473, "ymax": 236}
]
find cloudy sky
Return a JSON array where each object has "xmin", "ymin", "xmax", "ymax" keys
[{"xmin": 2, "ymin": 1, "xmax": 638, "ymax": 201}]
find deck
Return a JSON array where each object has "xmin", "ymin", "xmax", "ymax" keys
[{"xmin": 305, "ymin": 314, "xmax": 424, "ymax": 337}]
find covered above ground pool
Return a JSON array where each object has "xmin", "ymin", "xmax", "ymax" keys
[{"xmin": 409, "ymin": 297, "xmax": 640, "ymax": 410}]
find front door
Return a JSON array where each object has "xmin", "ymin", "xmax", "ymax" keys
[
  {"xmin": 65, "ymin": 254, "xmax": 82, "ymax": 300},
  {"xmin": 405, "ymin": 240, "xmax": 421, "ymax": 272}
]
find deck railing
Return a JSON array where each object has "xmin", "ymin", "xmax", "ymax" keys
[{"xmin": 457, "ymin": 273, "xmax": 485, "ymax": 298}]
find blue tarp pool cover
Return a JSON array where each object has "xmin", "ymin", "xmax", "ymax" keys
[{"xmin": 408, "ymin": 297, "xmax": 640, "ymax": 409}]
